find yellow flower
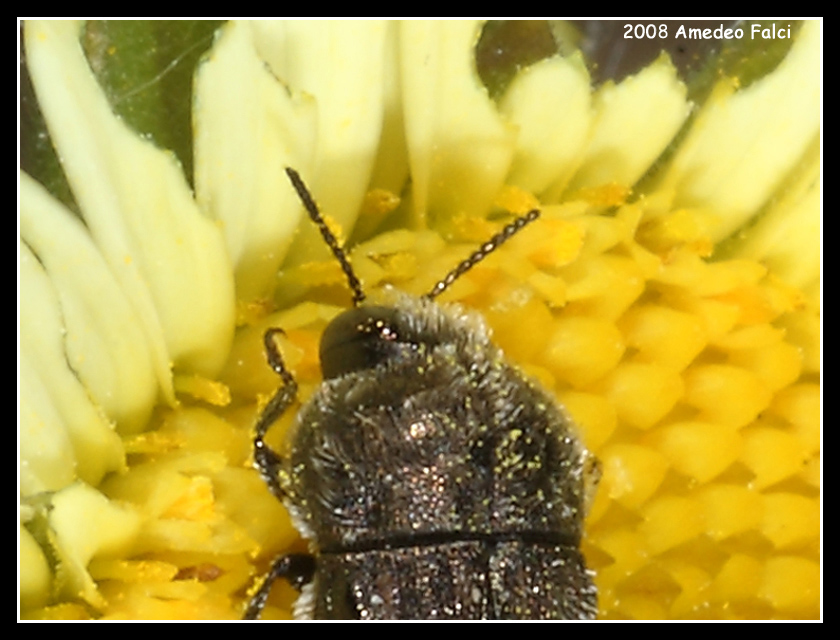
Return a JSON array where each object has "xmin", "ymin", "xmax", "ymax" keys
[{"xmin": 20, "ymin": 20, "xmax": 820, "ymax": 620}]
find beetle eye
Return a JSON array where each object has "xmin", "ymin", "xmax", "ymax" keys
[{"xmin": 320, "ymin": 307, "xmax": 413, "ymax": 379}]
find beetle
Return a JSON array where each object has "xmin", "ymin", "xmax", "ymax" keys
[{"xmin": 243, "ymin": 168, "xmax": 598, "ymax": 620}]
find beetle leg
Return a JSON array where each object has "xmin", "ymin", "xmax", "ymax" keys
[
  {"xmin": 253, "ymin": 328, "xmax": 299, "ymax": 502},
  {"xmin": 243, "ymin": 553, "xmax": 317, "ymax": 620}
]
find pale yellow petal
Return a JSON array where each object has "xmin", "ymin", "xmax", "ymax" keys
[
  {"xmin": 368, "ymin": 22, "xmax": 410, "ymax": 198},
  {"xmin": 400, "ymin": 20, "xmax": 517, "ymax": 225},
  {"xmin": 21, "ymin": 172, "xmax": 157, "ymax": 434},
  {"xmin": 659, "ymin": 20, "xmax": 820, "ymax": 242},
  {"xmin": 565, "ymin": 53, "xmax": 691, "ymax": 194},
  {"xmin": 19, "ymin": 354, "xmax": 76, "ymax": 495},
  {"xmin": 24, "ymin": 21, "xmax": 235, "ymax": 383},
  {"xmin": 20, "ymin": 242, "xmax": 124, "ymax": 490},
  {"xmin": 49, "ymin": 482, "xmax": 142, "ymax": 609},
  {"xmin": 20, "ymin": 526, "xmax": 52, "ymax": 610},
  {"xmin": 251, "ymin": 20, "xmax": 388, "ymax": 263},
  {"xmin": 194, "ymin": 21, "xmax": 317, "ymax": 303},
  {"xmin": 723, "ymin": 138, "xmax": 820, "ymax": 295},
  {"xmin": 500, "ymin": 53, "xmax": 592, "ymax": 196}
]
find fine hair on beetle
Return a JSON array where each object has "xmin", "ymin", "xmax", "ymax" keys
[{"xmin": 245, "ymin": 168, "xmax": 597, "ymax": 620}]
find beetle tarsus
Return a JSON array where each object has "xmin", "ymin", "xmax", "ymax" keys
[{"xmin": 244, "ymin": 553, "xmax": 317, "ymax": 620}]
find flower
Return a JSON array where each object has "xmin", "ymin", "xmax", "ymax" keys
[{"xmin": 20, "ymin": 20, "xmax": 820, "ymax": 620}]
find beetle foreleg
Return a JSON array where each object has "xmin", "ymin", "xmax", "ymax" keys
[
  {"xmin": 253, "ymin": 328, "xmax": 299, "ymax": 502},
  {"xmin": 243, "ymin": 553, "xmax": 317, "ymax": 620}
]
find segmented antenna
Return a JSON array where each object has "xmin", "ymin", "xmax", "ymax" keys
[
  {"xmin": 426, "ymin": 209, "xmax": 541, "ymax": 300},
  {"xmin": 285, "ymin": 168, "xmax": 366, "ymax": 306}
]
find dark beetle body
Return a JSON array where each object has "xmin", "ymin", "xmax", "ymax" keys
[
  {"xmin": 312, "ymin": 541, "xmax": 593, "ymax": 619},
  {"xmin": 272, "ymin": 295, "xmax": 597, "ymax": 619},
  {"xmin": 246, "ymin": 169, "xmax": 597, "ymax": 620}
]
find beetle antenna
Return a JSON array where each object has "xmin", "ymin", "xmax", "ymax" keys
[
  {"xmin": 286, "ymin": 167, "xmax": 366, "ymax": 306},
  {"xmin": 426, "ymin": 209, "xmax": 541, "ymax": 300}
]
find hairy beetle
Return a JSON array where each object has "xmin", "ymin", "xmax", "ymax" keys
[{"xmin": 244, "ymin": 169, "xmax": 598, "ymax": 620}]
